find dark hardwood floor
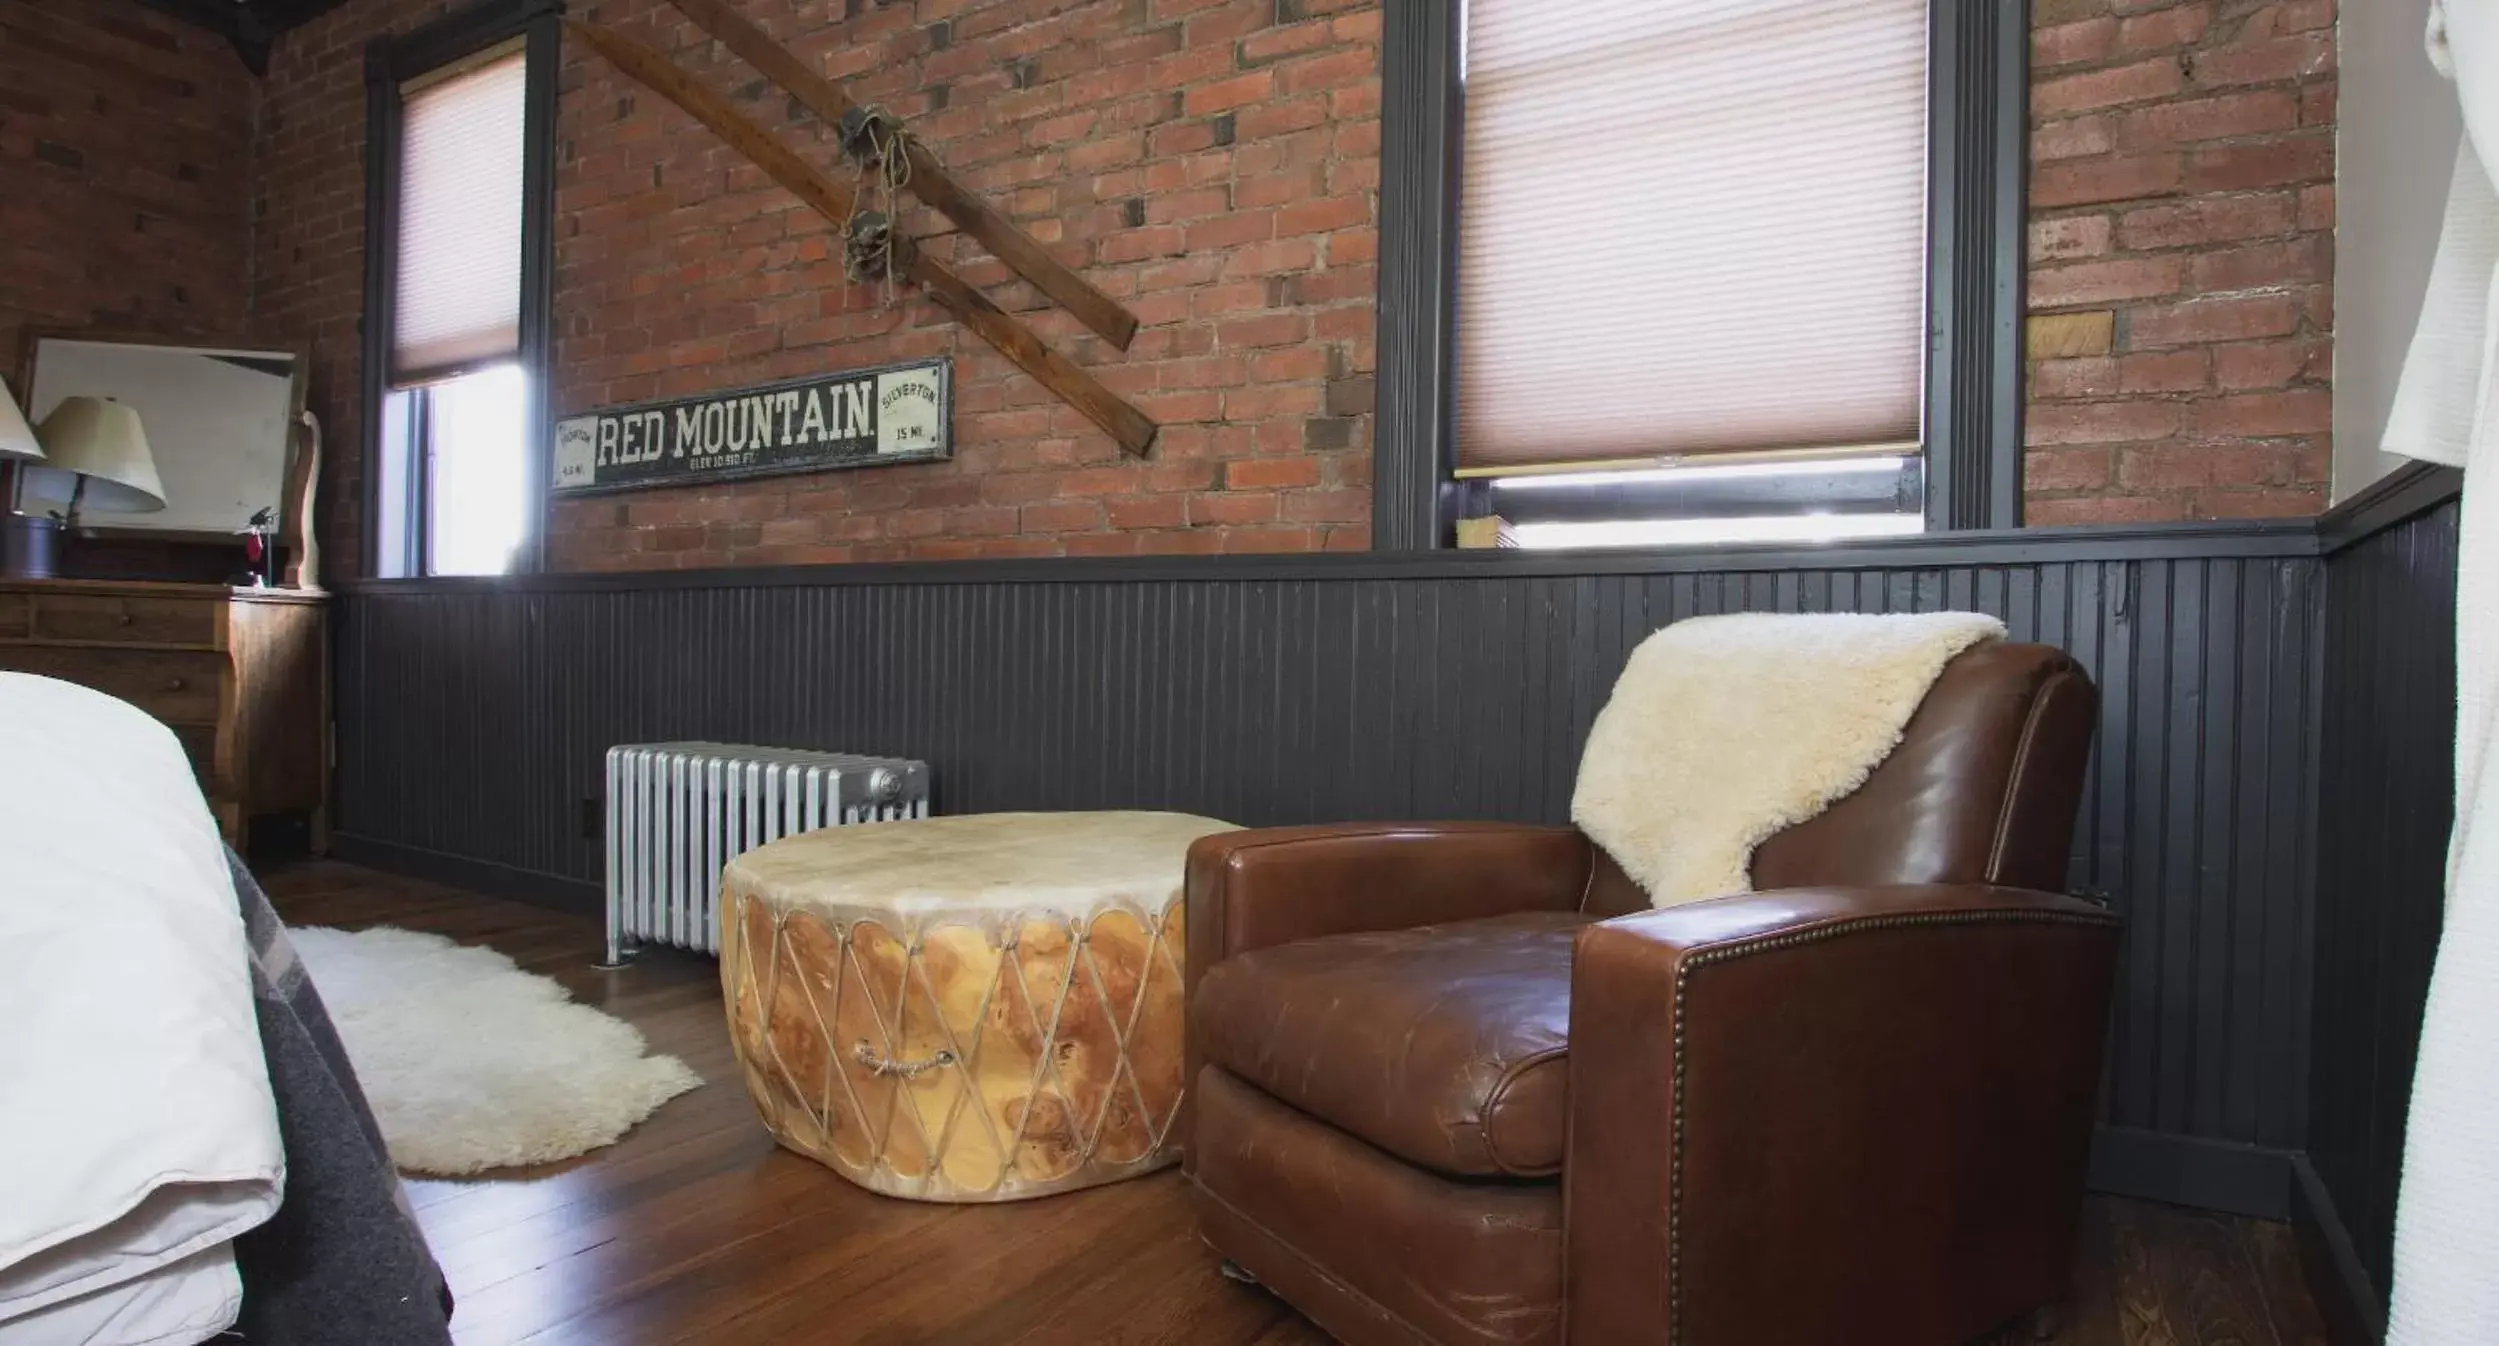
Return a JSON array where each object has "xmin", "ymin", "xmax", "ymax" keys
[{"xmin": 260, "ymin": 861, "xmax": 2332, "ymax": 1346}]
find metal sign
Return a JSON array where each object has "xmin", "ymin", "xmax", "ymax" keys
[{"xmin": 550, "ymin": 357, "xmax": 949, "ymax": 495}]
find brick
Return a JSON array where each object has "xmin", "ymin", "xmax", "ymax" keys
[
  {"xmin": 2118, "ymin": 194, "xmax": 2295, "ymax": 250},
  {"xmin": 2033, "ymin": 153, "xmax": 2184, "ymax": 208},
  {"xmin": 1275, "ymin": 194, "xmax": 1369, "ymax": 237},
  {"xmin": 1219, "ymin": 526, "xmax": 1319, "ymax": 553},
  {"xmin": 2202, "ymin": 486, "xmax": 2327, "ymax": 517},
  {"xmin": 2031, "ymin": 357, "xmax": 2118, "ymax": 399},
  {"xmin": 2187, "ymin": 237, "xmax": 2328, "ymax": 294},
  {"xmin": 2187, "ymin": 34, "xmax": 2332, "ymax": 88},
  {"xmin": 2034, "ymin": 17, "xmax": 2117, "ymax": 68},
  {"xmin": 1282, "ymin": 488, "xmax": 1367, "ymax": 523},
  {"xmin": 2118, "ymin": 442, "xmax": 2300, "ymax": 490},
  {"xmin": 1225, "ymin": 458, "xmax": 1323, "ymax": 489},
  {"xmin": 1183, "ymin": 69, "xmax": 1273, "ymax": 115},
  {"xmin": 2122, "ymin": 90, "xmax": 2297, "ymax": 146},
  {"xmin": 2126, "ymin": 295, "xmax": 2302, "ymax": 348},
  {"xmin": 1106, "ymin": 495, "xmax": 1188, "ymax": 529},
  {"xmin": 1325, "ymin": 374, "xmax": 1376, "ymax": 416},
  {"xmin": 2034, "ymin": 115, "xmax": 2117, "ymax": 161},
  {"xmin": 2118, "ymin": 350, "xmax": 2210, "ymax": 393},
  {"xmin": 2026, "ymin": 445, "xmax": 2117, "ymax": 492},
  {"xmin": 2298, "ymin": 184, "xmax": 2335, "ymax": 232},
  {"xmin": 2034, "ymin": 0, "xmax": 2116, "ymax": 23},
  {"xmin": 2032, "ymin": 57, "xmax": 2185, "ymax": 116},
  {"xmin": 2030, "ymin": 256, "xmax": 2182, "ymax": 307},
  {"xmin": 2025, "ymin": 400, "xmax": 2184, "ymax": 446},
  {"xmin": 1241, "ymin": 20, "xmax": 1332, "ymax": 65},
  {"xmin": 1020, "ymin": 500, "xmax": 1107, "ymax": 531},
  {"xmin": 2184, "ymin": 135, "xmax": 2333, "ymax": 192},
  {"xmin": 2115, "ymin": 4, "xmax": 2210, "ymax": 52},
  {"xmin": 2025, "ymin": 494, "xmax": 2191, "ymax": 526},
  {"xmin": 2187, "ymin": 389, "xmax": 2332, "ymax": 437},
  {"xmin": 2031, "ymin": 215, "xmax": 2114, "ymax": 262},
  {"xmin": 2213, "ymin": 338, "xmax": 2320, "ymax": 391},
  {"xmin": 2028, "ymin": 311, "xmax": 2119, "ymax": 359},
  {"xmin": 1189, "ymin": 492, "xmax": 1279, "ymax": 525}
]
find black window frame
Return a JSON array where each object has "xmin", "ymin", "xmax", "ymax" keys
[
  {"xmin": 360, "ymin": 0, "xmax": 562, "ymax": 578},
  {"xmin": 1372, "ymin": 0, "xmax": 2031, "ymax": 550}
]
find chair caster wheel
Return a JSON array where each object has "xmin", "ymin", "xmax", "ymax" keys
[{"xmin": 1218, "ymin": 1259, "xmax": 1260, "ymax": 1286}]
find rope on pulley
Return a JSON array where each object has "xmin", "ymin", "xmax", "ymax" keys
[{"xmin": 838, "ymin": 105, "xmax": 913, "ymax": 303}]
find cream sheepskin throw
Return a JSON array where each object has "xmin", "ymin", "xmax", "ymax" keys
[{"xmin": 1572, "ymin": 611, "xmax": 2006, "ymax": 906}]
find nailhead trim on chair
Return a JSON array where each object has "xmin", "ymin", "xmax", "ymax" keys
[{"xmin": 1662, "ymin": 906, "xmax": 2120, "ymax": 1343}]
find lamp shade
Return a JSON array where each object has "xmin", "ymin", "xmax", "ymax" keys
[
  {"xmin": 36, "ymin": 397, "xmax": 164, "ymax": 513},
  {"xmin": 0, "ymin": 380, "xmax": 41, "ymax": 464}
]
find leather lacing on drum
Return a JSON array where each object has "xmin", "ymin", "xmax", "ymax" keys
[
  {"xmin": 1661, "ymin": 907, "xmax": 2118, "ymax": 1343},
  {"xmin": 725, "ymin": 889, "xmax": 1189, "ymax": 1198}
]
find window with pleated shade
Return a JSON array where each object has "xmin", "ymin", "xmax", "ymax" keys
[
  {"xmin": 370, "ymin": 21, "xmax": 548, "ymax": 580},
  {"xmin": 1454, "ymin": 0, "xmax": 1931, "ymax": 485},
  {"xmin": 391, "ymin": 42, "xmax": 528, "ymax": 385}
]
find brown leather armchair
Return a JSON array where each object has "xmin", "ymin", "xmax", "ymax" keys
[{"xmin": 1182, "ymin": 642, "xmax": 2122, "ymax": 1346}]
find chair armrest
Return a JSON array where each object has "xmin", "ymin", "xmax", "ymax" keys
[
  {"xmin": 1178, "ymin": 823, "xmax": 1590, "ymax": 1173},
  {"xmin": 1184, "ymin": 822, "xmax": 1592, "ymax": 969},
  {"xmin": 1563, "ymin": 884, "xmax": 2120, "ymax": 1345}
]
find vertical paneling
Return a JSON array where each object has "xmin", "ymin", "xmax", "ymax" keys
[
  {"xmin": 2311, "ymin": 495, "xmax": 2462, "ymax": 1306},
  {"xmin": 335, "ymin": 536, "xmax": 2326, "ymax": 1156}
]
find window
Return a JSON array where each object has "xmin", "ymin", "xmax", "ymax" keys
[
  {"xmin": 363, "ymin": 2, "xmax": 557, "ymax": 577},
  {"xmin": 1374, "ymin": 0, "xmax": 2026, "ymax": 549}
]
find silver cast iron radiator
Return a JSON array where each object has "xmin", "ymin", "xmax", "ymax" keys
[{"xmin": 602, "ymin": 742, "xmax": 931, "ymax": 964}]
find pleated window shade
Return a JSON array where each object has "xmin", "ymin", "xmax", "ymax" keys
[
  {"xmin": 1455, "ymin": 0, "xmax": 1930, "ymax": 472},
  {"xmin": 392, "ymin": 45, "xmax": 528, "ymax": 385}
]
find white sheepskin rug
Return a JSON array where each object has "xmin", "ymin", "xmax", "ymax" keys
[
  {"xmin": 1572, "ymin": 611, "xmax": 2005, "ymax": 906},
  {"xmin": 289, "ymin": 926, "xmax": 699, "ymax": 1176}
]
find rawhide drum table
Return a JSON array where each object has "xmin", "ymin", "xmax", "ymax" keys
[{"xmin": 719, "ymin": 811, "xmax": 1238, "ymax": 1201}]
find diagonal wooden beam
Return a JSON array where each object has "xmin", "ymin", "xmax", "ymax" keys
[
  {"xmin": 568, "ymin": 19, "xmax": 1158, "ymax": 459},
  {"xmin": 665, "ymin": 0, "xmax": 1140, "ymax": 352}
]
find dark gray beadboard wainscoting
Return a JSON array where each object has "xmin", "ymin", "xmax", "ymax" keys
[
  {"xmin": 335, "ymin": 520, "xmax": 2337, "ymax": 1215},
  {"xmin": 2299, "ymin": 464, "xmax": 2463, "ymax": 1343}
]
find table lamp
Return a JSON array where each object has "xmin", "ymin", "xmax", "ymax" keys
[
  {"xmin": 37, "ymin": 396, "xmax": 166, "ymax": 527},
  {"xmin": 0, "ymin": 380, "xmax": 50, "ymax": 577}
]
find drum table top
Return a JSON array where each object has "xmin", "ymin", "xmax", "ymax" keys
[{"xmin": 723, "ymin": 810, "xmax": 1240, "ymax": 918}]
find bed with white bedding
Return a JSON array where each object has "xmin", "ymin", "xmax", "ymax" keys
[{"xmin": 0, "ymin": 674, "xmax": 450, "ymax": 1345}]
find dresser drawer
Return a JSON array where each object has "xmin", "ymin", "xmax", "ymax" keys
[
  {"xmin": 0, "ymin": 646, "xmax": 228, "ymax": 723},
  {"xmin": 0, "ymin": 593, "xmax": 26, "ymax": 641},
  {"xmin": 31, "ymin": 593, "xmax": 221, "ymax": 647}
]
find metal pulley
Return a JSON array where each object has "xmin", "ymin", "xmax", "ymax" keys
[
  {"xmin": 844, "ymin": 210, "xmax": 912, "ymax": 284},
  {"xmin": 837, "ymin": 105, "xmax": 906, "ymax": 173}
]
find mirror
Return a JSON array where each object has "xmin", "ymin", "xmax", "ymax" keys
[{"xmin": 14, "ymin": 333, "xmax": 307, "ymax": 538}]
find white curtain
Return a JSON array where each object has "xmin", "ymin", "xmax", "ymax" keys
[{"xmin": 2385, "ymin": 3, "xmax": 2499, "ymax": 1339}]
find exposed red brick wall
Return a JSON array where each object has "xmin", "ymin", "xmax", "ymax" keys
[
  {"xmin": 257, "ymin": 0, "xmax": 477, "ymax": 583},
  {"xmin": 550, "ymin": 0, "xmax": 1378, "ymax": 568},
  {"xmin": 241, "ymin": 0, "xmax": 2338, "ymax": 576},
  {"xmin": 254, "ymin": 0, "xmax": 1378, "ymax": 575},
  {"xmin": 0, "ymin": 0, "xmax": 257, "ymax": 366},
  {"xmin": 2023, "ymin": 0, "xmax": 2336, "ymax": 524}
]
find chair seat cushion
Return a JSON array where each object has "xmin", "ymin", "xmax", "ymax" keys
[{"xmin": 1192, "ymin": 911, "xmax": 1589, "ymax": 1179}]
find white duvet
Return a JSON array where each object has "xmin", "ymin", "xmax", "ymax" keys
[{"xmin": 0, "ymin": 674, "xmax": 284, "ymax": 1344}]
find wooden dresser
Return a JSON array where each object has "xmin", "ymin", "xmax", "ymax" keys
[{"xmin": 0, "ymin": 579, "xmax": 328, "ymax": 851}]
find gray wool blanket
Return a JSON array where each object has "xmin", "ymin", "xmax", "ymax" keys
[{"xmin": 220, "ymin": 854, "xmax": 452, "ymax": 1344}]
